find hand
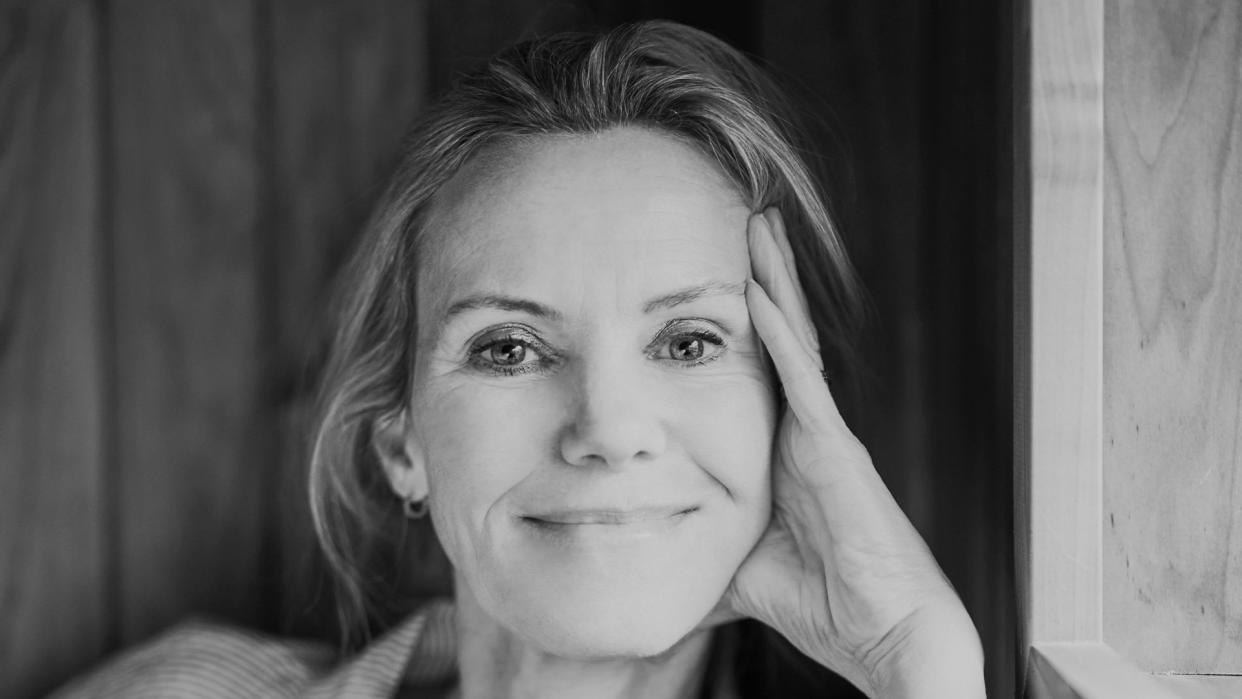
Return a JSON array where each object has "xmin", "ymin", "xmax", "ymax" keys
[{"xmin": 719, "ymin": 208, "xmax": 985, "ymax": 698}]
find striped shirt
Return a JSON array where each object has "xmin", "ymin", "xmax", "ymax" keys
[
  {"xmin": 48, "ymin": 599, "xmax": 741, "ymax": 698},
  {"xmin": 48, "ymin": 599, "xmax": 458, "ymax": 698}
]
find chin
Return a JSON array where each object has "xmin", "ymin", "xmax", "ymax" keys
[
  {"xmin": 516, "ymin": 602, "xmax": 705, "ymax": 660},
  {"xmin": 489, "ymin": 564, "xmax": 730, "ymax": 660}
]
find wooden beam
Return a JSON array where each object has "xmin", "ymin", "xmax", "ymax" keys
[{"xmin": 1017, "ymin": 0, "xmax": 1105, "ymax": 652}]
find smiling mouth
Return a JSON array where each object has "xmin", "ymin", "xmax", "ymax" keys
[{"xmin": 522, "ymin": 506, "xmax": 699, "ymax": 526}]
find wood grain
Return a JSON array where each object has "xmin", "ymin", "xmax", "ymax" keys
[
  {"xmin": 108, "ymin": 0, "xmax": 269, "ymax": 641},
  {"xmin": 1018, "ymin": 0, "xmax": 1104, "ymax": 649},
  {"xmin": 1102, "ymin": 0, "xmax": 1242, "ymax": 673},
  {"xmin": 267, "ymin": 0, "xmax": 434, "ymax": 633},
  {"xmin": 0, "ymin": 1, "xmax": 106, "ymax": 696}
]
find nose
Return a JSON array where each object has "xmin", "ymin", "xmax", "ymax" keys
[{"xmin": 558, "ymin": 361, "xmax": 667, "ymax": 468}]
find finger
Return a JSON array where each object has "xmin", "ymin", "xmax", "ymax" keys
[
  {"xmin": 763, "ymin": 207, "xmax": 822, "ymax": 359},
  {"xmin": 748, "ymin": 213, "xmax": 822, "ymax": 368},
  {"xmin": 764, "ymin": 207, "xmax": 799, "ymax": 286},
  {"xmin": 746, "ymin": 278, "xmax": 842, "ymax": 432}
]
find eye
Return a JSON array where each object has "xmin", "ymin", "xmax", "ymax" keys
[
  {"xmin": 488, "ymin": 339, "xmax": 527, "ymax": 366},
  {"xmin": 669, "ymin": 336, "xmax": 705, "ymax": 361},
  {"xmin": 652, "ymin": 322, "xmax": 726, "ymax": 367},
  {"xmin": 467, "ymin": 327, "xmax": 557, "ymax": 376}
]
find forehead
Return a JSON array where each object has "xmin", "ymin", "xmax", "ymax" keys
[{"xmin": 416, "ymin": 127, "xmax": 752, "ymax": 318}]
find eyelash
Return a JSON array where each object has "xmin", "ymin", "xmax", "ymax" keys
[
  {"xmin": 466, "ymin": 326, "xmax": 560, "ymax": 377},
  {"xmin": 646, "ymin": 327, "xmax": 727, "ymax": 368},
  {"xmin": 465, "ymin": 321, "xmax": 728, "ymax": 376}
]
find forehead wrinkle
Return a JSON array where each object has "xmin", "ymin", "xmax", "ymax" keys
[{"xmin": 642, "ymin": 280, "xmax": 748, "ymax": 314}]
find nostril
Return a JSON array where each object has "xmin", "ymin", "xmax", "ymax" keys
[
  {"xmin": 558, "ymin": 415, "xmax": 666, "ymax": 468},
  {"xmin": 558, "ymin": 368, "xmax": 668, "ymax": 467}
]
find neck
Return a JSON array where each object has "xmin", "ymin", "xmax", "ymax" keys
[{"xmin": 452, "ymin": 577, "xmax": 716, "ymax": 699}]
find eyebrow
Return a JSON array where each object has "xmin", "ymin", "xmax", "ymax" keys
[
  {"xmin": 439, "ymin": 280, "xmax": 747, "ymax": 329},
  {"xmin": 443, "ymin": 295, "xmax": 564, "ymax": 322},
  {"xmin": 641, "ymin": 280, "xmax": 748, "ymax": 313}
]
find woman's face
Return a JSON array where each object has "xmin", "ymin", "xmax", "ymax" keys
[{"xmin": 407, "ymin": 126, "xmax": 776, "ymax": 658}]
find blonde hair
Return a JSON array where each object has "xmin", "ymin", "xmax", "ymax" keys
[{"xmin": 308, "ymin": 19, "xmax": 865, "ymax": 645}]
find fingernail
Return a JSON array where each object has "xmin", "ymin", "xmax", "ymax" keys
[
  {"xmin": 762, "ymin": 212, "xmax": 780, "ymax": 246},
  {"xmin": 749, "ymin": 214, "xmax": 768, "ymax": 247}
]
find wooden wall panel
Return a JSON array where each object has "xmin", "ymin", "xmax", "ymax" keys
[
  {"xmin": 1102, "ymin": 0, "xmax": 1242, "ymax": 673},
  {"xmin": 267, "ymin": 0, "xmax": 434, "ymax": 632},
  {"xmin": 108, "ymin": 0, "xmax": 270, "ymax": 642},
  {"xmin": 0, "ymin": 2, "xmax": 106, "ymax": 696}
]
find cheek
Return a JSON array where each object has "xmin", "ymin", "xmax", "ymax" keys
[
  {"xmin": 413, "ymin": 382, "xmax": 559, "ymax": 559},
  {"xmin": 670, "ymin": 371, "xmax": 778, "ymax": 506}
]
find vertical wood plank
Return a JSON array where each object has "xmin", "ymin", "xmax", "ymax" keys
[
  {"xmin": 0, "ymin": 1, "xmax": 107, "ymax": 695},
  {"xmin": 1018, "ymin": 0, "xmax": 1104, "ymax": 651},
  {"xmin": 1102, "ymin": 0, "xmax": 1242, "ymax": 673},
  {"xmin": 267, "ymin": 0, "xmax": 435, "ymax": 633},
  {"xmin": 108, "ymin": 0, "xmax": 269, "ymax": 641}
]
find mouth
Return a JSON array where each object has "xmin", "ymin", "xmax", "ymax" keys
[{"xmin": 521, "ymin": 505, "xmax": 700, "ymax": 527}]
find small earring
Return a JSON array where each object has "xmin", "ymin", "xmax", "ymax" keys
[{"xmin": 403, "ymin": 496, "xmax": 428, "ymax": 520}]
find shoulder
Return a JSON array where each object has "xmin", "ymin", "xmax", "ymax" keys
[
  {"xmin": 47, "ymin": 620, "xmax": 335, "ymax": 698},
  {"xmin": 48, "ymin": 600, "xmax": 456, "ymax": 699}
]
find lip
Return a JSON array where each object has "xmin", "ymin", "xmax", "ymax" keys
[{"xmin": 522, "ymin": 505, "xmax": 699, "ymax": 526}]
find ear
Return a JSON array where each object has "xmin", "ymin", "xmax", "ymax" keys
[{"xmin": 371, "ymin": 410, "xmax": 429, "ymax": 502}]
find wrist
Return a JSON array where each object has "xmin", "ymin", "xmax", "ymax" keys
[{"xmin": 863, "ymin": 601, "xmax": 985, "ymax": 699}]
